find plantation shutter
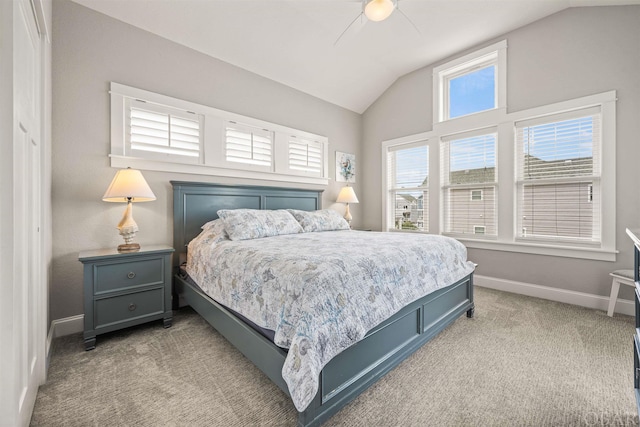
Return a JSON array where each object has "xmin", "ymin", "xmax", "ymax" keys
[
  {"xmin": 386, "ymin": 141, "xmax": 428, "ymax": 231},
  {"xmin": 515, "ymin": 107, "xmax": 601, "ymax": 243},
  {"xmin": 288, "ymin": 137, "xmax": 323, "ymax": 176},
  {"xmin": 225, "ymin": 121, "xmax": 272, "ymax": 168},
  {"xmin": 441, "ymin": 130, "xmax": 497, "ymax": 236},
  {"xmin": 128, "ymin": 99, "xmax": 201, "ymax": 161}
]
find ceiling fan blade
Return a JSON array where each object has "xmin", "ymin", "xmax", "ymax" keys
[
  {"xmin": 333, "ymin": 11, "xmax": 366, "ymax": 46},
  {"xmin": 396, "ymin": 3, "xmax": 422, "ymax": 37}
]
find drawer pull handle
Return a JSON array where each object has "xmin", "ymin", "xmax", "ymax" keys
[
  {"xmin": 128, "ymin": 303, "xmax": 137, "ymax": 311},
  {"xmin": 127, "ymin": 272, "xmax": 136, "ymax": 279}
]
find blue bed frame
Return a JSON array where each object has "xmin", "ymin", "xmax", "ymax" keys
[{"xmin": 171, "ymin": 181, "xmax": 475, "ymax": 426}]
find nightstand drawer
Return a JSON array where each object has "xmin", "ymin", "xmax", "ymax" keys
[
  {"xmin": 95, "ymin": 288, "xmax": 164, "ymax": 329},
  {"xmin": 94, "ymin": 258, "xmax": 164, "ymax": 294}
]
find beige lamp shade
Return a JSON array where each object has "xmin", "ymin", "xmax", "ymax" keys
[
  {"xmin": 364, "ymin": 0, "xmax": 395, "ymax": 22},
  {"xmin": 336, "ymin": 186, "xmax": 359, "ymax": 204},
  {"xmin": 103, "ymin": 168, "xmax": 156, "ymax": 202}
]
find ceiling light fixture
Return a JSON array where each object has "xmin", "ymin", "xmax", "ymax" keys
[
  {"xmin": 363, "ymin": 0, "xmax": 396, "ymax": 22},
  {"xmin": 334, "ymin": 0, "xmax": 418, "ymax": 46}
]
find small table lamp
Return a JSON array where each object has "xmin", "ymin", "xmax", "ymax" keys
[
  {"xmin": 336, "ymin": 185, "xmax": 359, "ymax": 225},
  {"xmin": 102, "ymin": 168, "xmax": 156, "ymax": 252}
]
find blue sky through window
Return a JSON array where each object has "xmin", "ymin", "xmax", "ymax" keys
[
  {"xmin": 449, "ymin": 66, "xmax": 495, "ymax": 119},
  {"xmin": 523, "ymin": 117, "xmax": 593, "ymax": 161}
]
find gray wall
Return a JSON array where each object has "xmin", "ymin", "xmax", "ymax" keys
[
  {"xmin": 362, "ymin": 6, "xmax": 640, "ymax": 297},
  {"xmin": 51, "ymin": 0, "xmax": 361, "ymax": 321}
]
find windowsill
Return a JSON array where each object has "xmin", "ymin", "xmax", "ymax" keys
[
  {"xmin": 109, "ymin": 155, "xmax": 329, "ymax": 186},
  {"xmin": 384, "ymin": 228, "xmax": 617, "ymax": 261},
  {"xmin": 458, "ymin": 237, "xmax": 617, "ymax": 262}
]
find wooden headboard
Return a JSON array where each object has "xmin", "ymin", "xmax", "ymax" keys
[{"xmin": 171, "ymin": 181, "xmax": 323, "ymax": 269}]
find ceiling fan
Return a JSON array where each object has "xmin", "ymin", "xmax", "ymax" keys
[{"xmin": 335, "ymin": 0, "xmax": 421, "ymax": 45}]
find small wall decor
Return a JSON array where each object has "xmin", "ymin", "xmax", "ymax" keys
[{"xmin": 336, "ymin": 151, "xmax": 356, "ymax": 183}]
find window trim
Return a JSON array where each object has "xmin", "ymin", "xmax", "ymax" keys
[{"xmin": 110, "ymin": 82, "xmax": 329, "ymax": 185}]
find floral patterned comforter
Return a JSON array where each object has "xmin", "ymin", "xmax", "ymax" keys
[{"xmin": 187, "ymin": 229, "xmax": 475, "ymax": 412}]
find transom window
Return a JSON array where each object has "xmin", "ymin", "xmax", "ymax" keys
[
  {"xmin": 447, "ymin": 60, "xmax": 496, "ymax": 119},
  {"xmin": 434, "ymin": 40, "xmax": 506, "ymax": 123},
  {"xmin": 288, "ymin": 137, "xmax": 324, "ymax": 177},
  {"xmin": 126, "ymin": 99, "xmax": 203, "ymax": 164},
  {"xmin": 224, "ymin": 121, "xmax": 272, "ymax": 168},
  {"xmin": 110, "ymin": 82, "xmax": 329, "ymax": 185}
]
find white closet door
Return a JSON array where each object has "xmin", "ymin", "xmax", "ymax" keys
[{"xmin": 7, "ymin": 0, "xmax": 46, "ymax": 425}]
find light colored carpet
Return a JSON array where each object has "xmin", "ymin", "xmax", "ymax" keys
[{"xmin": 31, "ymin": 287, "xmax": 639, "ymax": 426}]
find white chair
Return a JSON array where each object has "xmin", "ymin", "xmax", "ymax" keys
[{"xmin": 607, "ymin": 269, "xmax": 635, "ymax": 317}]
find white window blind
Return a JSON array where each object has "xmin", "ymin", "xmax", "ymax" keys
[
  {"xmin": 288, "ymin": 137, "xmax": 323, "ymax": 176},
  {"xmin": 128, "ymin": 99, "xmax": 201, "ymax": 162},
  {"xmin": 441, "ymin": 130, "xmax": 497, "ymax": 236},
  {"xmin": 225, "ymin": 122, "xmax": 272, "ymax": 167},
  {"xmin": 516, "ymin": 107, "xmax": 601, "ymax": 243},
  {"xmin": 386, "ymin": 142, "xmax": 428, "ymax": 231}
]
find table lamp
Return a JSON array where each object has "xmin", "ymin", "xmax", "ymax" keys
[
  {"xmin": 102, "ymin": 168, "xmax": 156, "ymax": 252},
  {"xmin": 336, "ymin": 185, "xmax": 359, "ymax": 225}
]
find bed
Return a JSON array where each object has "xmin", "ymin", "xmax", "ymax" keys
[{"xmin": 172, "ymin": 181, "xmax": 475, "ymax": 426}]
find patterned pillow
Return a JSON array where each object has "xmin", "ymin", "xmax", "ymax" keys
[
  {"xmin": 217, "ymin": 209, "xmax": 303, "ymax": 241},
  {"xmin": 287, "ymin": 209, "xmax": 350, "ymax": 232},
  {"xmin": 199, "ymin": 219, "xmax": 228, "ymax": 240}
]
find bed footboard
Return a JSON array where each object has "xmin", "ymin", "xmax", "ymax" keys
[{"xmin": 298, "ymin": 273, "xmax": 473, "ymax": 427}]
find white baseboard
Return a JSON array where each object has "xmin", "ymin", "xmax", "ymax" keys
[
  {"xmin": 474, "ymin": 274, "xmax": 635, "ymax": 317},
  {"xmin": 46, "ymin": 314, "xmax": 83, "ymax": 369},
  {"xmin": 46, "ymin": 313, "xmax": 84, "ymax": 350}
]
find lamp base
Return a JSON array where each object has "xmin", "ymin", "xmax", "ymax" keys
[{"xmin": 117, "ymin": 243, "xmax": 140, "ymax": 253}]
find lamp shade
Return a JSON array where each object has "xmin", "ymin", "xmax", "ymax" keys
[
  {"xmin": 102, "ymin": 168, "xmax": 156, "ymax": 202},
  {"xmin": 336, "ymin": 186, "xmax": 359, "ymax": 204},
  {"xmin": 364, "ymin": 0, "xmax": 395, "ymax": 22}
]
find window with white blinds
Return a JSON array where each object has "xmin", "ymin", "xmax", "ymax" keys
[
  {"xmin": 516, "ymin": 107, "xmax": 601, "ymax": 243},
  {"xmin": 127, "ymin": 99, "xmax": 202, "ymax": 163},
  {"xmin": 386, "ymin": 142, "xmax": 428, "ymax": 231},
  {"xmin": 441, "ymin": 130, "xmax": 497, "ymax": 236},
  {"xmin": 288, "ymin": 137, "xmax": 323, "ymax": 176},
  {"xmin": 224, "ymin": 122, "xmax": 272, "ymax": 168}
]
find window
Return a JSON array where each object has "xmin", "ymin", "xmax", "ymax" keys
[
  {"xmin": 447, "ymin": 60, "xmax": 496, "ymax": 119},
  {"xmin": 224, "ymin": 121, "xmax": 272, "ymax": 169},
  {"xmin": 288, "ymin": 137, "xmax": 324, "ymax": 177},
  {"xmin": 441, "ymin": 130, "xmax": 497, "ymax": 237},
  {"xmin": 110, "ymin": 82, "xmax": 329, "ymax": 185},
  {"xmin": 385, "ymin": 142, "xmax": 428, "ymax": 232},
  {"xmin": 127, "ymin": 99, "xmax": 202, "ymax": 164},
  {"xmin": 384, "ymin": 37, "xmax": 616, "ymax": 261},
  {"xmin": 516, "ymin": 107, "xmax": 601, "ymax": 244},
  {"xmin": 434, "ymin": 40, "xmax": 506, "ymax": 123}
]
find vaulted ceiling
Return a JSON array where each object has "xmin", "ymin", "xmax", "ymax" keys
[{"xmin": 72, "ymin": 0, "xmax": 640, "ymax": 113}]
